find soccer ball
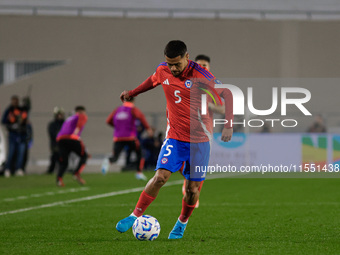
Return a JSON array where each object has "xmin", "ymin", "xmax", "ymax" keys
[{"xmin": 132, "ymin": 215, "xmax": 161, "ymax": 241}]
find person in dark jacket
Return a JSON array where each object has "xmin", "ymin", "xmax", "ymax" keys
[
  {"xmin": 46, "ymin": 107, "xmax": 65, "ymax": 174},
  {"xmin": 1, "ymin": 95, "xmax": 28, "ymax": 177}
]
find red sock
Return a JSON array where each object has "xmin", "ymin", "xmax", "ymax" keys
[
  {"xmin": 179, "ymin": 199, "xmax": 196, "ymax": 223},
  {"xmin": 138, "ymin": 158, "xmax": 145, "ymax": 172},
  {"xmin": 133, "ymin": 190, "xmax": 155, "ymax": 217}
]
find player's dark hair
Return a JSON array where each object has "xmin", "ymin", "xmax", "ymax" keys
[
  {"xmin": 75, "ymin": 106, "xmax": 86, "ymax": 112},
  {"xmin": 164, "ymin": 40, "xmax": 187, "ymax": 58},
  {"xmin": 195, "ymin": 54, "xmax": 210, "ymax": 63}
]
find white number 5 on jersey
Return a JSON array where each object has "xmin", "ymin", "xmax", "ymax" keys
[{"xmin": 174, "ymin": 90, "xmax": 181, "ymax": 104}]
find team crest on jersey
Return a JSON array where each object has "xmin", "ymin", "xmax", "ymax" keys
[
  {"xmin": 214, "ymin": 79, "xmax": 222, "ymax": 84},
  {"xmin": 185, "ymin": 80, "xmax": 192, "ymax": 88},
  {"xmin": 161, "ymin": 157, "xmax": 168, "ymax": 164}
]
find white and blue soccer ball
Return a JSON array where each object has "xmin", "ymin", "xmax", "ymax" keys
[{"xmin": 132, "ymin": 215, "xmax": 161, "ymax": 241}]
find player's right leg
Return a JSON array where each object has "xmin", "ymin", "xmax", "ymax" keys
[
  {"xmin": 180, "ymin": 163, "xmax": 202, "ymax": 208},
  {"xmin": 72, "ymin": 140, "xmax": 88, "ymax": 185},
  {"xmin": 169, "ymin": 140, "xmax": 210, "ymax": 239},
  {"xmin": 116, "ymin": 169, "xmax": 171, "ymax": 233},
  {"xmin": 169, "ymin": 179, "xmax": 201, "ymax": 239}
]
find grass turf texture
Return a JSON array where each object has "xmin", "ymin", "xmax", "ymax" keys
[{"xmin": 1, "ymin": 172, "xmax": 340, "ymax": 254}]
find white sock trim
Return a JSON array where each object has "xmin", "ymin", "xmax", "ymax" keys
[
  {"xmin": 178, "ymin": 217, "xmax": 188, "ymax": 224},
  {"xmin": 130, "ymin": 212, "xmax": 137, "ymax": 217}
]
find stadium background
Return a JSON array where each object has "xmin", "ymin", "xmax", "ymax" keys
[
  {"xmin": 0, "ymin": 0, "xmax": 340, "ymax": 171},
  {"xmin": 1, "ymin": 2, "xmax": 340, "ymax": 254}
]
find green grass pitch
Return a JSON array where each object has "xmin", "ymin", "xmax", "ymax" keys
[{"xmin": 1, "ymin": 172, "xmax": 340, "ymax": 254}]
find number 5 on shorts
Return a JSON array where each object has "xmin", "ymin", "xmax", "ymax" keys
[{"xmin": 164, "ymin": 145, "xmax": 173, "ymax": 156}]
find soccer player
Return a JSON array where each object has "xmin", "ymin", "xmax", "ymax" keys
[
  {"xmin": 116, "ymin": 40, "xmax": 233, "ymax": 239},
  {"xmin": 195, "ymin": 54, "xmax": 225, "ymax": 115},
  {"xmin": 56, "ymin": 106, "xmax": 88, "ymax": 187},
  {"xmin": 106, "ymin": 97, "xmax": 153, "ymax": 180},
  {"xmin": 46, "ymin": 107, "xmax": 65, "ymax": 174}
]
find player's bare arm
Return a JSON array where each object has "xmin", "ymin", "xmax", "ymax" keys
[{"xmin": 219, "ymin": 87, "xmax": 233, "ymax": 142}]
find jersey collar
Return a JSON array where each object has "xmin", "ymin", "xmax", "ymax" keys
[{"xmin": 179, "ymin": 59, "xmax": 192, "ymax": 77}]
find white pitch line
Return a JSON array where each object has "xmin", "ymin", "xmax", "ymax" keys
[
  {"xmin": 2, "ymin": 187, "xmax": 90, "ymax": 203},
  {"xmin": 3, "ymin": 198, "xmax": 15, "ymax": 202},
  {"xmin": 0, "ymin": 173, "xmax": 242, "ymax": 216},
  {"xmin": 30, "ymin": 194, "xmax": 43, "ymax": 198},
  {"xmin": 17, "ymin": 196, "xmax": 28, "ymax": 200},
  {"xmin": 0, "ymin": 180, "xmax": 183, "ymax": 216}
]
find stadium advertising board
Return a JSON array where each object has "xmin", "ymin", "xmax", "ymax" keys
[{"xmin": 203, "ymin": 133, "xmax": 340, "ymax": 174}]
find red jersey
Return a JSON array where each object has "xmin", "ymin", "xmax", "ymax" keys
[{"xmin": 129, "ymin": 60, "xmax": 233, "ymax": 143}]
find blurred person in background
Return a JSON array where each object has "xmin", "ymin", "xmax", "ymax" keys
[
  {"xmin": 142, "ymin": 127, "xmax": 157, "ymax": 169},
  {"xmin": 1, "ymin": 95, "xmax": 28, "ymax": 177},
  {"xmin": 46, "ymin": 107, "xmax": 65, "ymax": 174},
  {"xmin": 106, "ymin": 97, "xmax": 153, "ymax": 180},
  {"xmin": 56, "ymin": 106, "xmax": 88, "ymax": 187},
  {"xmin": 21, "ymin": 96, "xmax": 33, "ymax": 173},
  {"xmin": 124, "ymin": 119, "xmax": 145, "ymax": 170},
  {"xmin": 307, "ymin": 114, "xmax": 327, "ymax": 133},
  {"xmin": 195, "ymin": 54, "xmax": 210, "ymax": 70}
]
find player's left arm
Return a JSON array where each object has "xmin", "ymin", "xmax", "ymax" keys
[
  {"xmin": 120, "ymin": 76, "xmax": 155, "ymax": 102},
  {"xmin": 73, "ymin": 113, "xmax": 88, "ymax": 137},
  {"xmin": 219, "ymin": 88, "xmax": 233, "ymax": 142},
  {"xmin": 120, "ymin": 64, "xmax": 164, "ymax": 102}
]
